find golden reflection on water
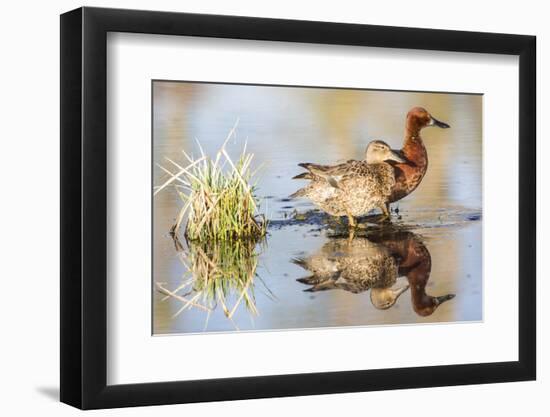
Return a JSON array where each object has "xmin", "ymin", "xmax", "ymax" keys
[{"xmin": 153, "ymin": 81, "xmax": 482, "ymax": 334}]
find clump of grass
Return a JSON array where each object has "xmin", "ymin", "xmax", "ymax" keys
[{"xmin": 155, "ymin": 121, "xmax": 267, "ymax": 242}]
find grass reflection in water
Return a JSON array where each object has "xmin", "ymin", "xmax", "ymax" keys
[{"xmin": 156, "ymin": 235, "xmax": 272, "ymax": 330}]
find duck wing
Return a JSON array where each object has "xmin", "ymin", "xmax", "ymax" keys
[
  {"xmin": 335, "ymin": 162, "xmax": 396, "ymax": 198},
  {"xmin": 299, "ymin": 160, "xmax": 362, "ymax": 188},
  {"xmin": 292, "ymin": 172, "xmax": 315, "ymax": 180}
]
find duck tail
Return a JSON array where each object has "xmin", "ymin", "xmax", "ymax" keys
[
  {"xmin": 297, "ymin": 275, "xmax": 326, "ymax": 286},
  {"xmin": 298, "ymin": 162, "xmax": 313, "ymax": 170},
  {"xmin": 298, "ymin": 162, "xmax": 329, "ymax": 172},
  {"xmin": 291, "ymin": 258, "xmax": 308, "ymax": 268},
  {"xmin": 289, "ymin": 187, "xmax": 308, "ymax": 199},
  {"xmin": 292, "ymin": 172, "xmax": 314, "ymax": 180},
  {"xmin": 298, "ymin": 162, "xmax": 334, "ymax": 181},
  {"xmin": 303, "ymin": 280, "xmax": 337, "ymax": 292},
  {"xmin": 298, "ymin": 162, "xmax": 326, "ymax": 171}
]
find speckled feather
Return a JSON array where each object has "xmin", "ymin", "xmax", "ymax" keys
[
  {"xmin": 291, "ymin": 161, "xmax": 396, "ymax": 217},
  {"xmin": 294, "ymin": 238, "xmax": 398, "ymax": 293}
]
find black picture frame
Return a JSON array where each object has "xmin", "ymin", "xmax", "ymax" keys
[{"xmin": 60, "ymin": 6, "xmax": 536, "ymax": 410}]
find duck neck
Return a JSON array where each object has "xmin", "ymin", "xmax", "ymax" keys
[
  {"xmin": 404, "ymin": 118, "xmax": 422, "ymax": 141},
  {"xmin": 388, "ymin": 121, "xmax": 429, "ymax": 203},
  {"xmin": 402, "ymin": 127, "xmax": 428, "ymax": 168}
]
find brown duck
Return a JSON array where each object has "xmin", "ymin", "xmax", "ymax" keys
[
  {"xmin": 388, "ymin": 107, "xmax": 450, "ymax": 206},
  {"xmin": 370, "ymin": 230, "xmax": 455, "ymax": 316}
]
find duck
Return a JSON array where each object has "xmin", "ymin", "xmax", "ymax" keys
[
  {"xmin": 291, "ymin": 140, "xmax": 405, "ymax": 227},
  {"xmin": 293, "ymin": 229, "xmax": 455, "ymax": 316},
  {"xmin": 292, "ymin": 237, "xmax": 409, "ymax": 310},
  {"xmin": 387, "ymin": 107, "xmax": 450, "ymax": 207},
  {"xmin": 369, "ymin": 230, "xmax": 455, "ymax": 316}
]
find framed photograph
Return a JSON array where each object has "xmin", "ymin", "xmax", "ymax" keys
[{"xmin": 60, "ymin": 6, "xmax": 536, "ymax": 409}]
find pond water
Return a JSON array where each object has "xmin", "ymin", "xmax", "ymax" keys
[{"xmin": 153, "ymin": 81, "xmax": 482, "ymax": 334}]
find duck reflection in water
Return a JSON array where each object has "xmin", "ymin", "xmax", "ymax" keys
[{"xmin": 293, "ymin": 230, "xmax": 455, "ymax": 316}]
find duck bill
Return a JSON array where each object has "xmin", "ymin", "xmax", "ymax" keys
[
  {"xmin": 431, "ymin": 116, "xmax": 451, "ymax": 129},
  {"xmin": 434, "ymin": 293, "xmax": 456, "ymax": 305},
  {"xmin": 393, "ymin": 283, "xmax": 410, "ymax": 299},
  {"xmin": 386, "ymin": 149, "xmax": 406, "ymax": 163}
]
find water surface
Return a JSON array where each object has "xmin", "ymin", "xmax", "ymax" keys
[{"xmin": 153, "ymin": 82, "xmax": 482, "ymax": 334}]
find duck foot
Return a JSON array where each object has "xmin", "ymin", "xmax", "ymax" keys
[
  {"xmin": 346, "ymin": 214, "xmax": 357, "ymax": 228},
  {"xmin": 376, "ymin": 215, "xmax": 391, "ymax": 224},
  {"xmin": 376, "ymin": 204, "xmax": 392, "ymax": 224}
]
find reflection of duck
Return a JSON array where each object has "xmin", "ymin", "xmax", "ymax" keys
[
  {"xmin": 389, "ymin": 107, "xmax": 450, "ymax": 205},
  {"xmin": 291, "ymin": 141, "xmax": 405, "ymax": 227},
  {"xmin": 369, "ymin": 230, "xmax": 455, "ymax": 316},
  {"xmin": 293, "ymin": 229, "xmax": 455, "ymax": 316},
  {"xmin": 293, "ymin": 237, "xmax": 409, "ymax": 310}
]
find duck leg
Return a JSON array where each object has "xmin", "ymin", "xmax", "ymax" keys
[
  {"xmin": 347, "ymin": 213, "xmax": 368, "ymax": 238},
  {"xmin": 347, "ymin": 226, "xmax": 356, "ymax": 242},
  {"xmin": 378, "ymin": 203, "xmax": 391, "ymax": 223},
  {"xmin": 344, "ymin": 213, "xmax": 357, "ymax": 240}
]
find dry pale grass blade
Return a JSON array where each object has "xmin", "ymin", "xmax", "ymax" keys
[
  {"xmin": 222, "ymin": 118, "xmax": 240, "ymax": 150},
  {"xmin": 173, "ymin": 198, "xmax": 193, "ymax": 235},
  {"xmin": 195, "ymin": 245, "xmax": 224, "ymax": 274},
  {"xmin": 154, "ymin": 156, "xmax": 206, "ymax": 196},
  {"xmin": 155, "ymin": 163, "xmax": 191, "ymax": 187},
  {"xmin": 194, "ymin": 137, "xmax": 205, "ymax": 157},
  {"xmin": 203, "ymin": 310, "xmax": 212, "ymax": 332},
  {"xmin": 214, "ymin": 118, "xmax": 240, "ymax": 168},
  {"xmin": 161, "ymin": 278, "xmax": 194, "ymax": 301},
  {"xmin": 181, "ymin": 149, "xmax": 194, "ymax": 164},
  {"xmin": 172, "ymin": 292, "xmax": 204, "ymax": 318},
  {"xmin": 176, "ymin": 253, "xmax": 192, "ymax": 270},
  {"xmin": 163, "ymin": 157, "xmax": 194, "ymax": 188},
  {"xmin": 216, "ymin": 286, "xmax": 231, "ymax": 317},
  {"xmin": 241, "ymin": 139, "xmax": 248, "ymax": 159},
  {"xmin": 221, "ymin": 148, "xmax": 250, "ymax": 192},
  {"xmin": 250, "ymin": 161, "xmax": 266, "ymax": 179},
  {"xmin": 227, "ymin": 272, "xmax": 256, "ymax": 318},
  {"xmin": 156, "ymin": 282, "xmax": 211, "ymax": 312}
]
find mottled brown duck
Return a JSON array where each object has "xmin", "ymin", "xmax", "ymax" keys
[
  {"xmin": 291, "ymin": 141, "xmax": 405, "ymax": 227},
  {"xmin": 293, "ymin": 237, "xmax": 409, "ymax": 310}
]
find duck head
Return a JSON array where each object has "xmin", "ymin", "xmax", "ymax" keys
[
  {"xmin": 406, "ymin": 107, "xmax": 450, "ymax": 135},
  {"xmin": 370, "ymin": 281, "xmax": 410, "ymax": 310},
  {"xmin": 412, "ymin": 293, "xmax": 456, "ymax": 316},
  {"xmin": 365, "ymin": 140, "xmax": 406, "ymax": 164}
]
